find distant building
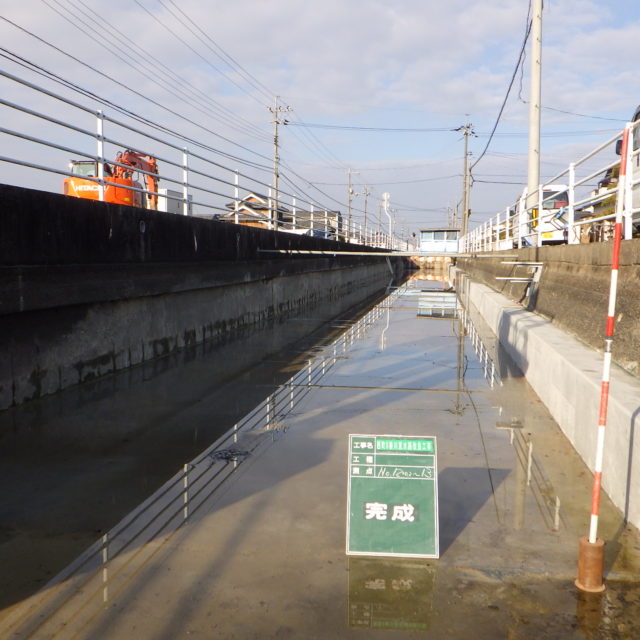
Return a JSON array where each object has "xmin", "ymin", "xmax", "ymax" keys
[
  {"xmin": 413, "ymin": 228, "xmax": 460, "ymax": 269},
  {"xmin": 219, "ymin": 192, "xmax": 289, "ymax": 229},
  {"xmin": 220, "ymin": 192, "xmax": 343, "ymax": 239},
  {"xmin": 419, "ymin": 228, "xmax": 460, "ymax": 253}
]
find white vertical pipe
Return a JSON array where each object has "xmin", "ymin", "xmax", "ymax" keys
[
  {"xmin": 96, "ymin": 110, "xmax": 105, "ymax": 202},
  {"xmin": 182, "ymin": 148, "xmax": 189, "ymax": 216},
  {"xmin": 234, "ymin": 170, "xmax": 239, "ymax": 225},
  {"xmin": 568, "ymin": 163, "xmax": 577, "ymax": 243}
]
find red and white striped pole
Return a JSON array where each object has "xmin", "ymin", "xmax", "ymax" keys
[{"xmin": 576, "ymin": 124, "xmax": 631, "ymax": 593}]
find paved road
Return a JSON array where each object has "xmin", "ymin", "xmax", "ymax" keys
[{"xmin": 4, "ymin": 277, "xmax": 640, "ymax": 639}]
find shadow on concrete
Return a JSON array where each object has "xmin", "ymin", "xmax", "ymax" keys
[
  {"xmin": 605, "ymin": 406, "xmax": 640, "ymax": 575},
  {"xmin": 1, "ymin": 281, "xmax": 515, "ymax": 635},
  {"xmin": 0, "ymin": 286, "xmax": 394, "ymax": 615},
  {"xmin": 624, "ymin": 407, "xmax": 640, "ymax": 523},
  {"xmin": 437, "ymin": 466, "xmax": 510, "ymax": 556}
]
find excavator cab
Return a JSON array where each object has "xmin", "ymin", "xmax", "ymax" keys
[
  {"xmin": 63, "ymin": 155, "xmax": 151, "ymax": 208},
  {"xmin": 68, "ymin": 160, "xmax": 113, "ymax": 179}
]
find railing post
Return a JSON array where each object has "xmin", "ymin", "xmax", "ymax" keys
[
  {"xmin": 96, "ymin": 110, "xmax": 105, "ymax": 202},
  {"xmin": 234, "ymin": 169, "xmax": 239, "ymax": 225},
  {"xmin": 102, "ymin": 533, "xmax": 109, "ymax": 604},
  {"xmin": 506, "ymin": 206, "xmax": 511, "ymax": 248},
  {"xmin": 182, "ymin": 148, "xmax": 189, "ymax": 216},
  {"xmin": 266, "ymin": 395, "xmax": 271, "ymax": 428},
  {"xmin": 568, "ymin": 162, "xmax": 577, "ymax": 244},
  {"xmin": 624, "ymin": 125, "xmax": 635, "ymax": 239},
  {"xmin": 518, "ymin": 194, "xmax": 524, "ymax": 249},
  {"xmin": 183, "ymin": 463, "xmax": 189, "ymax": 519},
  {"xmin": 537, "ymin": 185, "xmax": 543, "ymax": 247}
]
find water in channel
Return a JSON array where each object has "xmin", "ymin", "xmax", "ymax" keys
[
  {"xmin": 0, "ymin": 286, "xmax": 394, "ymax": 616},
  {"xmin": 2, "ymin": 271, "xmax": 640, "ymax": 639}
]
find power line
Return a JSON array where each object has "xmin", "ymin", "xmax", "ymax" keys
[
  {"xmin": 0, "ymin": 17, "xmax": 276, "ymax": 166},
  {"xmin": 477, "ymin": 128, "xmax": 620, "ymax": 138},
  {"xmin": 286, "ymin": 122, "xmax": 454, "ymax": 133},
  {"xmin": 132, "ymin": 0, "xmax": 269, "ymax": 109},
  {"xmin": 470, "ymin": 13, "xmax": 532, "ymax": 171},
  {"xmin": 41, "ymin": 0, "xmax": 271, "ymax": 143},
  {"xmin": 311, "ymin": 173, "xmax": 460, "ymax": 186},
  {"xmin": 162, "ymin": 0, "xmax": 274, "ymax": 103},
  {"xmin": 540, "ymin": 105, "xmax": 626, "ymax": 122},
  {"xmin": 0, "ymin": 50, "xmax": 274, "ymax": 175}
]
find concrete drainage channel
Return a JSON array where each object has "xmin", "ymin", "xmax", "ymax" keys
[
  {"xmin": 0, "ymin": 286, "xmax": 403, "ymax": 639},
  {"xmin": 454, "ymin": 267, "xmax": 640, "ymax": 535}
]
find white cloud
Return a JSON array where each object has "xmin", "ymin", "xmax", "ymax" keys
[{"xmin": 1, "ymin": 0, "xmax": 638, "ymax": 230}]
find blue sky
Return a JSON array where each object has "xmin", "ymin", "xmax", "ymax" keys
[{"xmin": 1, "ymin": 0, "xmax": 640, "ymax": 234}]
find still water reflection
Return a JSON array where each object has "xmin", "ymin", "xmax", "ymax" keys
[
  {"xmin": 3, "ymin": 273, "xmax": 640, "ymax": 639},
  {"xmin": 0, "ymin": 287, "xmax": 396, "ymax": 612}
]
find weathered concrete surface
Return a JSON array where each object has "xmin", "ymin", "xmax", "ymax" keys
[
  {"xmin": 457, "ymin": 240, "xmax": 640, "ymax": 377},
  {"xmin": 4, "ymin": 279, "xmax": 639, "ymax": 638},
  {"xmin": 0, "ymin": 293, "xmax": 387, "ymax": 615},
  {"xmin": 456, "ymin": 269, "xmax": 640, "ymax": 534},
  {"xmin": 0, "ymin": 184, "xmax": 409, "ymax": 409}
]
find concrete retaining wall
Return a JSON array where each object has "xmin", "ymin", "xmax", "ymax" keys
[
  {"xmin": 457, "ymin": 240, "xmax": 640, "ymax": 377},
  {"xmin": 456, "ymin": 270, "xmax": 640, "ymax": 531},
  {"xmin": 0, "ymin": 184, "xmax": 408, "ymax": 410}
]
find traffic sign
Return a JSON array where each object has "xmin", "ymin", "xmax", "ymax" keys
[{"xmin": 346, "ymin": 434, "xmax": 439, "ymax": 558}]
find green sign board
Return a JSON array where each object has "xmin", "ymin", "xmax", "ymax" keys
[{"xmin": 346, "ymin": 434, "xmax": 439, "ymax": 558}]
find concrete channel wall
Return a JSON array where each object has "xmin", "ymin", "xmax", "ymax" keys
[
  {"xmin": 455, "ymin": 263, "xmax": 640, "ymax": 532},
  {"xmin": 457, "ymin": 241, "xmax": 640, "ymax": 377},
  {"xmin": 0, "ymin": 184, "xmax": 408, "ymax": 410}
]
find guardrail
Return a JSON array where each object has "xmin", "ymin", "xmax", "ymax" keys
[
  {"xmin": 0, "ymin": 285, "xmax": 405, "ymax": 638},
  {"xmin": 461, "ymin": 121, "xmax": 640, "ymax": 252},
  {"xmin": 0, "ymin": 67, "xmax": 402, "ymax": 250}
]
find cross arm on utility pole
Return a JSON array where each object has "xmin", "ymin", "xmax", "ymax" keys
[
  {"xmin": 269, "ymin": 96, "xmax": 292, "ymax": 229},
  {"xmin": 454, "ymin": 122, "xmax": 476, "ymax": 237}
]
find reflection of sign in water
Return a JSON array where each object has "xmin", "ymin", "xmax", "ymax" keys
[
  {"xmin": 347, "ymin": 435, "xmax": 439, "ymax": 558},
  {"xmin": 417, "ymin": 291, "xmax": 458, "ymax": 318},
  {"xmin": 348, "ymin": 557, "xmax": 436, "ymax": 630}
]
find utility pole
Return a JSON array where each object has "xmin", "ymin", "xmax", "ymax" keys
[
  {"xmin": 362, "ymin": 185, "xmax": 372, "ymax": 232},
  {"xmin": 456, "ymin": 122, "xmax": 475, "ymax": 237},
  {"xmin": 527, "ymin": 0, "xmax": 543, "ymax": 210},
  {"xmin": 347, "ymin": 168, "xmax": 359, "ymax": 239},
  {"xmin": 269, "ymin": 96, "xmax": 291, "ymax": 229}
]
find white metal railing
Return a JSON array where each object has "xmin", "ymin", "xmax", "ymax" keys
[
  {"xmin": 460, "ymin": 121, "xmax": 640, "ymax": 252},
  {"xmin": 0, "ymin": 288, "xmax": 407, "ymax": 638},
  {"xmin": 0, "ymin": 67, "xmax": 402, "ymax": 250}
]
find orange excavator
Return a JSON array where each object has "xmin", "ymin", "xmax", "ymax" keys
[{"xmin": 63, "ymin": 150, "xmax": 159, "ymax": 209}]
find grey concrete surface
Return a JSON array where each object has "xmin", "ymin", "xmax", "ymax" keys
[
  {"xmin": 457, "ymin": 239, "xmax": 640, "ymax": 377},
  {"xmin": 0, "ymin": 292, "xmax": 388, "ymax": 614},
  {"xmin": 1, "ymin": 182, "xmax": 410, "ymax": 410},
  {"xmin": 3, "ymin": 276, "xmax": 640, "ymax": 639},
  {"xmin": 457, "ymin": 270, "xmax": 640, "ymax": 535},
  {"xmin": 1, "ymin": 259, "xmax": 397, "ymax": 410}
]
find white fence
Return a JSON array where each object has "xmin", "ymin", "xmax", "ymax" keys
[
  {"xmin": 461, "ymin": 121, "xmax": 640, "ymax": 252},
  {"xmin": 0, "ymin": 67, "xmax": 401, "ymax": 249}
]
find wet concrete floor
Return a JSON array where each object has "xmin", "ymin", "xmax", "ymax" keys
[
  {"xmin": 0, "ymin": 290, "xmax": 388, "ymax": 616},
  {"xmin": 3, "ymin": 275, "xmax": 640, "ymax": 638}
]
